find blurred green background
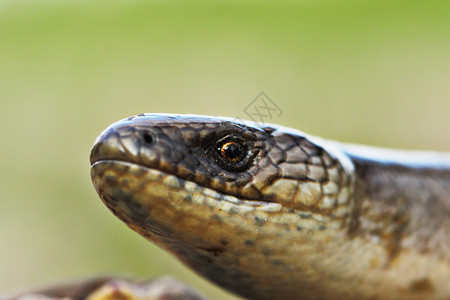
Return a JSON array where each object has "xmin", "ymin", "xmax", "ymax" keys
[{"xmin": 0, "ymin": 0, "xmax": 448, "ymax": 299}]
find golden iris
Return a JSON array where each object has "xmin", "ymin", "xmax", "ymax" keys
[{"xmin": 220, "ymin": 141, "xmax": 244, "ymax": 162}]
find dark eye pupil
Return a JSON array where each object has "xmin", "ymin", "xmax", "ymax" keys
[
  {"xmin": 214, "ymin": 136, "xmax": 254, "ymax": 172},
  {"xmin": 220, "ymin": 142, "xmax": 242, "ymax": 161}
]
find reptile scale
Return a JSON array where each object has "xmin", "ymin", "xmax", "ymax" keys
[
  {"xmin": 10, "ymin": 113, "xmax": 449, "ymax": 300},
  {"xmin": 88, "ymin": 114, "xmax": 450, "ymax": 300}
]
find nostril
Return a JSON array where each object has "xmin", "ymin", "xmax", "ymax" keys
[{"xmin": 143, "ymin": 132, "xmax": 153, "ymax": 144}]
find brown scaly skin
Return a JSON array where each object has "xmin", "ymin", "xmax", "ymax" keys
[{"xmin": 88, "ymin": 114, "xmax": 449, "ymax": 300}]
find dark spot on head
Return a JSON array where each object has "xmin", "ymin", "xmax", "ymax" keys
[
  {"xmin": 262, "ymin": 248, "xmax": 270, "ymax": 256},
  {"xmin": 200, "ymin": 247, "xmax": 225, "ymax": 257},
  {"xmin": 271, "ymin": 259, "xmax": 283, "ymax": 266},
  {"xmin": 103, "ymin": 194, "xmax": 118, "ymax": 204},
  {"xmin": 212, "ymin": 215, "xmax": 222, "ymax": 223},
  {"xmin": 254, "ymin": 216, "xmax": 265, "ymax": 226},
  {"xmin": 244, "ymin": 240, "xmax": 254, "ymax": 246},
  {"xmin": 143, "ymin": 132, "xmax": 153, "ymax": 144},
  {"xmin": 408, "ymin": 278, "xmax": 434, "ymax": 293},
  {"xmin": 319, "ymin": 225, "xmax": 326, "ymax": 231},
  {"xmin": 228, "ymin": 207, "xmax": 238, "ymax": 215},
  {"xmin": 298, "ymin": 212, "xmax": 312, "ymax": 219},
  {"xmin": 296, "ymin": 225, "xmax": 303, "ymax": 231},
  {"xmin": 219, "ymin": 239, "xmax": 229, "ymax": 246},
  {"xmin": 199, "ymin": 255, "xmax": 213, "ymax": 264}
]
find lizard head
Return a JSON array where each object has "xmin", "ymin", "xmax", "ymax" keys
[{"xmin": 90, "ymin": 113, "xmax": 354, "ymax": 298}]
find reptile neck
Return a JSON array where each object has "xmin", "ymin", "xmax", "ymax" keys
[{"xmin": 345, "ymin": 148, "xmax": 450, "ymax": 262}]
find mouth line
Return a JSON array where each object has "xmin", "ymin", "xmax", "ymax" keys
[
  {"xmin": 91, "ymin": 158, "xmax": 141, "ymax": 168},
  {"xmin": 90, "ymin": 159, "xmax": 278, "ymax": 208}
]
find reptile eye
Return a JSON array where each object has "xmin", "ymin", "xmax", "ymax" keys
[
  {"xmin": 219, "ymin": 141, "xmax": 245, "ymax": 162},
  {"xmin": 214, "ymin": 136, "xmax": 254, "ymax": 172}
]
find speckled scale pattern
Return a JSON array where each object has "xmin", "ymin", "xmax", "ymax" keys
[
  {"xmin": 91, "ymin": 114, "xmax": 352, "ymax": 216},
  {"xmin": 90, "ymin": 114, "xmax": 450, "ymax": 300}
]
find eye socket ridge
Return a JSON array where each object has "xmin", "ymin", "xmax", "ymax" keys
[{"xmin": 214, "ymin": 135, "xmax": 254, "ymax": 172}]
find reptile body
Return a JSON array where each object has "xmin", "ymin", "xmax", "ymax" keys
[{"xmin": 89, "ymin": 114, "xmax": 450, "ymax": 300}]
